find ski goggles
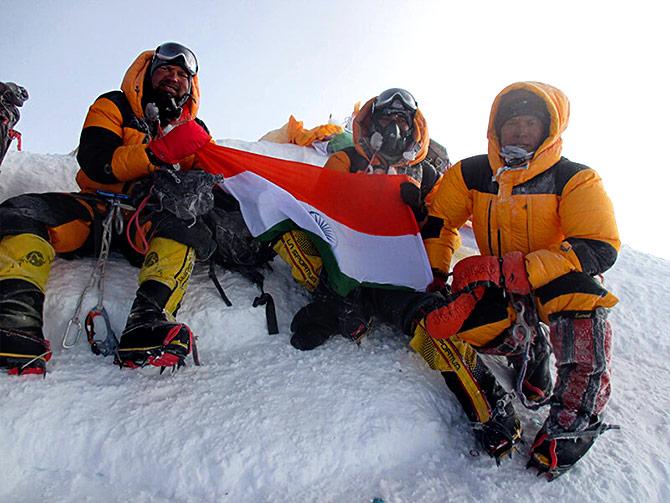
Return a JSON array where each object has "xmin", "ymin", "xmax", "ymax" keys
[
  {"xmin": 152, "ymin": 42, "xmax": 198, "ymax": 76},
  {"xmin": 373, "ymin": 88, "xmax": 418, "ymax": 115}
]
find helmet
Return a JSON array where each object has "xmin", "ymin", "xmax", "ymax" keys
[
  {"xmin": 149, "ymin": 42, "xmax": 198, "ymax": 77},
  {"xmin": 370, "ymin": 88, "xmax": 418, "ymax": 162}
]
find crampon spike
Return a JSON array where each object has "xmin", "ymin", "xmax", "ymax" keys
[{"xmin": 147, "ymin": 351, "xmax": 183, "ymax": 368}]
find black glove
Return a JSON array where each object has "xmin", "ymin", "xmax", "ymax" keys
[
  {"xmin": 400, "ymin": 181, "xmax": 428, "ymax": 223},
  {"xmin": 427, "ymin": 269, "xmax": 450, "ymax": 294},
  {"xmin": 0, "ymin": 82, "xmax": 29, "ymax": 107},
  {"xmin": 337, "ymin": 288, "xmax": 372, "ymax": 343}
]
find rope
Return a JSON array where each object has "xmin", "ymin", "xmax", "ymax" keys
[
  {"xmin": 510, "ymin": 295, "xmax": 552, "ymax": 410},
  {"xmin": 126, "ymin": 192, "xmax": 152, "ymax": 255},
  {"xmin": 62, "ymin": 195, "xmax": 124, "ymax": 354}
]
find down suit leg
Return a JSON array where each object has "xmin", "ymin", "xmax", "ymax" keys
[
  {"xmin": 413, "ymin": 267, "xmax": 616, "ymax": 474},
  {"xmin": 366, "ymin": 288, "xmax": 522, "ymax": 461},
  {"xmin": 0, "ymin": 192, "xmax": 95, "ymax": 374}
]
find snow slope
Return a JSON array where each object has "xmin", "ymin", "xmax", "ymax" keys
[{"xmin": 0, "ymin": 144, "xmax": 668, "ymax": 503}]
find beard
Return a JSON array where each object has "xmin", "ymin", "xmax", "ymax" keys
[
  {"xmin": 154, "ymin": 79, "xmax": 181, "ymax": 98},
  {"xmin": 153, "ymin": 92, "xmax": 183, "ymax": 124},
  {"xmin": 142, "ymin": 70, "xmax": 191, "ymax": 126}
]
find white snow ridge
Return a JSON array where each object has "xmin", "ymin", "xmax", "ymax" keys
[{"xmin": 1, "ymin": 147, "xmax": 669, "ymax": 502}]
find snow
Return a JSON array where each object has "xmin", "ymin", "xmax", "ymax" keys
[{"xmin": 1, "ymin": 144, "xmax": 669, "ymax": 502}]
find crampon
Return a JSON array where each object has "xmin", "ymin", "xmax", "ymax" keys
[
  {"xmin": 527, "ymin": 418, "xmax": 619, "ymax": 480},
  {"xmin": 0, "ymin": 328, "xmax": 52, "ymax": 376},
  {"xmin": 115, "ymin": 323, "xmax": 199, "ymax": 373},
  {"xmin": 473, "ymin": 417, "xmax": 523, "ymax": 465},
  {"xmin": 472, "ymin": 396, "xmax": 523, "ymax": 465}
]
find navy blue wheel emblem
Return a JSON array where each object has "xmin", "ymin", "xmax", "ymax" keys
[{"xmin": 309, "ymin": 211, "xmax": 336, "ymax": 245}]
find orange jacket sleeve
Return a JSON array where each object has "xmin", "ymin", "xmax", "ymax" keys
[
  {"xmin": 426, "ymin": 161, "xmax": 472, "ymax": 273},
  {"xmin": 77, "ymin": 96, "xmax": 155, "ymax": 184}
]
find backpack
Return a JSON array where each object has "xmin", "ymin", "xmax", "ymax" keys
[{"xmin": 207, "ymin": 189, "xmax": 278, "ymax": 334}]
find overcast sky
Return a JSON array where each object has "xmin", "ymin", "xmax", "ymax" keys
[{"xmin": 3, "ymin": 0, "xmax": 667, "ymax": 258}]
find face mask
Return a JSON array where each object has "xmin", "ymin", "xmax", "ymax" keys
[
  {"xmin": 500, "ymin": 145, "xmax": 534, "ymax": 167},
  {"xmin": 379, "ymin": 121, "xmax": 407, "ymax": 158}
]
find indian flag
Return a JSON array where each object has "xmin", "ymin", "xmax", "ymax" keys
[{"xmin": 196, "ymin": 142, "xmax": 432, "ymax": 296}]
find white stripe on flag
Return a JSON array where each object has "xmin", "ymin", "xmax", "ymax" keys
[{"xmin": 222, "ymin": 171, "xmax": 432, "ymax": 291}]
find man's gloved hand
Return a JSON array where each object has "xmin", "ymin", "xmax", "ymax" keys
[
  {"xmin": 400, "ymin": 181, "xmax": 428, "ymax": 223},
  {"xmin": 451, "ymin": 255, "xmax": 501, "ymax": 293},
  {"xmin": 147, "ymin": 120, "xmax": 211, "ymax": 165},
  {"xmin": 450, "ymin": 253, "xmax": 531, "ymax": 296},
  {"xmin": 501, "ymin": 251, "xmax": 531, "ymax": 295}
]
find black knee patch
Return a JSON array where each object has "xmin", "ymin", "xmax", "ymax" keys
[
  {"xmin": 149, "ymin": 213, "xmax": 215, "ymax": 260},
  {"xmin": 0, "ymin": 193, "xmax": 91, "ymax": 239}
]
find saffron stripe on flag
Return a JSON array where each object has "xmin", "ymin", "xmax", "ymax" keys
[{"xmin": 197, "ymin": 143, "xmax": 419, "ymax": 236}]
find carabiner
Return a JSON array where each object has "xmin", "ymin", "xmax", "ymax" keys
[
  {"xmin": 85, "ymin": 306, "xmax": 119, "ymax": 356},
  {"xmin": 62, "ymin": 317, "xmax": 83, "ymax": 349}
]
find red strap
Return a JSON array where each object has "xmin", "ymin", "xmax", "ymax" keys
[
  {"xmin": 8, "ymin": 129, "xmax": 22, "ymax": 151},
  {"xmin": 531, "ymin": 431, "xmax": 548, "ymax": 451},
  {"xmin": 126, "ymin": 193, "xmax": 152, "ymax": 254},
  {"xmin": 161, "ymin": 324, "xmax": 186, "ymax": 346},
  {"xmin": 530, "ymin": 432, "xmax": 559, "ymax": 470},
  {"xmin": 548, "ymin": 439, "xmax": 558, "ymax": 469}
]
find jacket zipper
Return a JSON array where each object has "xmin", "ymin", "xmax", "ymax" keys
[{"xmin": 491, "ymin": 164, "xmax": 528, "ymax": 258}]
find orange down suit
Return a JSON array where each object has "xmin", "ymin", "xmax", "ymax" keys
[
  {"xmin": 76, "ymin": 50, "xmax": 202, "ymax": 195},
  {"xmin": 428, "ymin": 82, "xmax": 619, "ymax": 343},
  {"xmin": 45, "ymin": 51, "xmax": 203, "ymax": 254},
  {"xmin": 0, "ymin": 51, "xmax": 206, "ymax": 258}
]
